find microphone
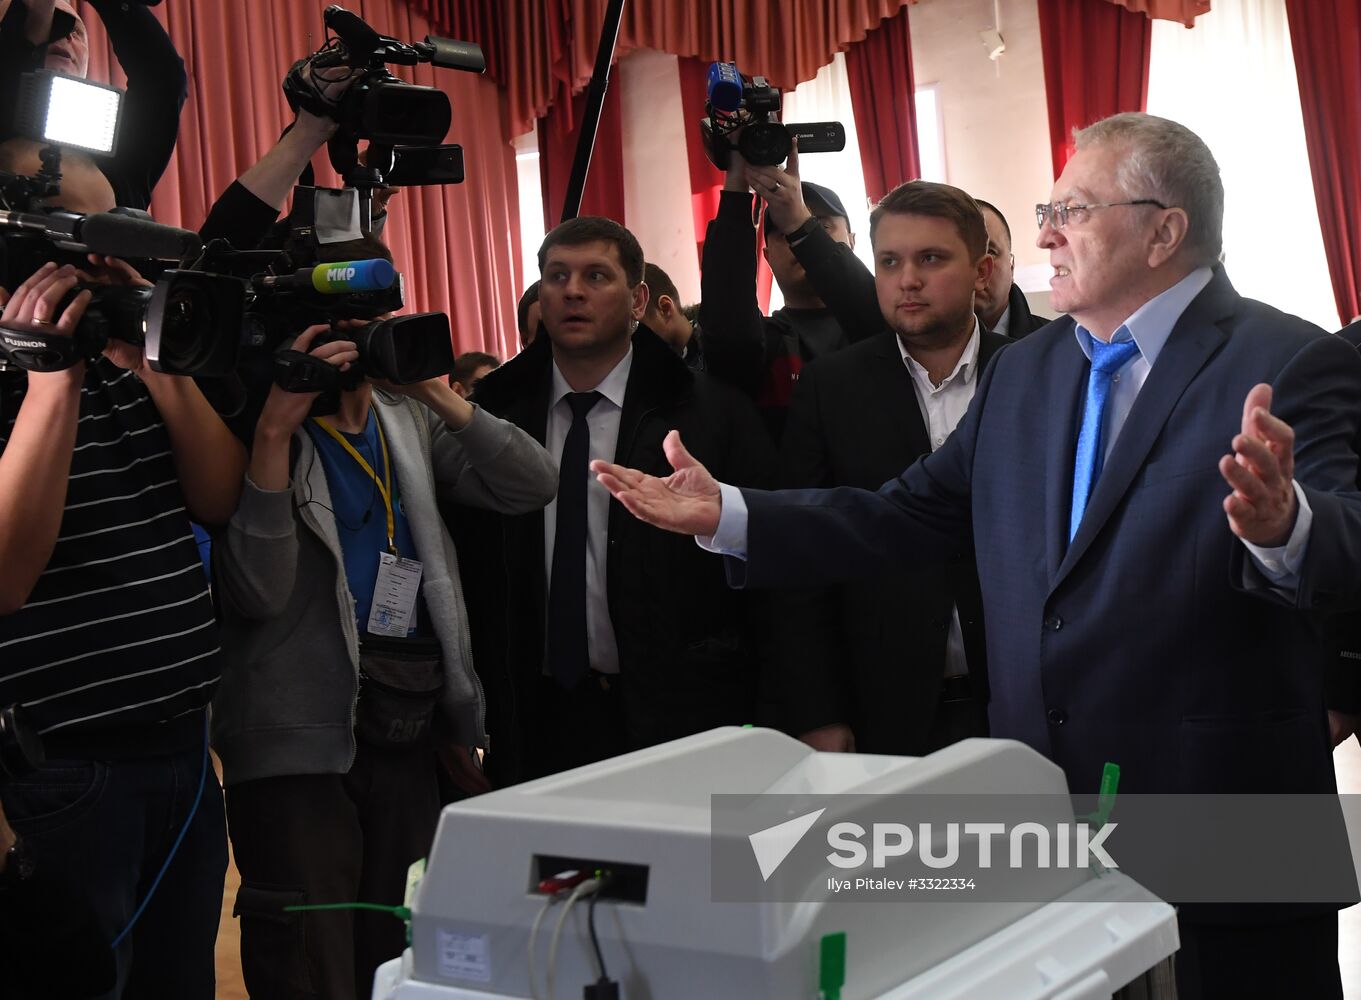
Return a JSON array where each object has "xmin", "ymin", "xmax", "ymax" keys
[
  {"xmin": 416, "ymin": 36, "xmax": 486, "ymax": 72},
  {"xmin": 254, "ymin": 259, "xmax": 397, "ymax": 295},
  {"xmin": 74, "ymin": 213, "xmax": 203, "ymax": 260},
  {"xmin": 707, "ymin": 62, "xmax": 744, "ymax": 113}
]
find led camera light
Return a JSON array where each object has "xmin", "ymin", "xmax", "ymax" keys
[{"xmin": 15, "ymin": 71, "xmax": 123, "ymax": 156}]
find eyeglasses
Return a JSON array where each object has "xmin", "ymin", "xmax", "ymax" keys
[{"xmin": 1035, "ymin": 199, "xmax": 1168, "ymax": 230}]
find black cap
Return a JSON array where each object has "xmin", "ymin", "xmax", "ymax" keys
[{"xmin": 801, "ymin": 182, "xmax": 849, "ymax": 224}]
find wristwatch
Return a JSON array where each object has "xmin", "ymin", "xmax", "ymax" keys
[{"xmin": 785, "ymin": 216, "xmax": 822, "ymax": 246}]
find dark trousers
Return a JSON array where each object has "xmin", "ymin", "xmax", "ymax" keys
[
  {"xmin": 225, "ymin": 744, "xmax": 440, "ymax": 1000},
  {"xmin": 0, "ymin": 734, "xmax": 227, "ymax": 1000},
  {"xmin": 527, "ymin": 672, "xmax": 629, "ymax": 779},
  {"xmin": 1174, "ymin": 911, "xmax": 1341, "ymax": 999}
]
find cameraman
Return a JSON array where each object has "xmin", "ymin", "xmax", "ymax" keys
[
  {"xmin": 211, "ymin": 322, "xmax": 556, "ymax": 999},
  {"xmin": 0, "ymin": 0, "xmax": 188, "ymax": 211},
  {"xmin": 0, "ymin": 251, "xmax": 247, "ymax": 998},
  {"xmin": 699, "ymin": 142, "xmax": 882, "ymax": 441}
]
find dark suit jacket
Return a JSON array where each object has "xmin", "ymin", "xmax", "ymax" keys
[
  {"xmin": 996, "ymin": 283, "xmax": 1053, "ymax": 338},
  {"xmin": 458, "ymin": 326, "xmax": 774, "ymax": 783},
  {"xmin": 1321, "ymin": 320, "xmax": 1361, "ymax": 712},
  {"xmin": 732, "ymin": 269, "xmax": 1361, "ymax": 800},
  {"xmin": 767, "ymin": 329, "xmax": 1009, "ymax": 752}
]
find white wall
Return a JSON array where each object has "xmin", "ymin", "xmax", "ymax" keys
[
  {"xmin": 620, "ymin": 49, "xmax": 704, "ymax": 305},
  {"xmin": 909, "ymin": 0, "xmax": 1055, "ymax": 315}
]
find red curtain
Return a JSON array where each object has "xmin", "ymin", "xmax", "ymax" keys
[
  {"xmin": 1037, "ymin": 0, "xmax": 1151, "ymax": 180},
  {"xmin": 412, "ymin": 0, "xmax": 914, "ymax": 137},
  {"xmin": 1104, "ymin": 0, "xmax": 1210, "ymax": 26},
  {"xmin": 677, "ymin": 57, "xmax": 724, "ymax": 266},
  {"xmin": 537, "ymin": 71, "xmax": 627, "ymax": 228},
  {"xmin": 1285, "ymin": 0, "xmax": 1361, "ymax": 326},
  {"xmin": 845, "ymin": 4, "xmax": 921, "ymax": 205},
  {"xmin": 77, "ymin": 1, "xmax": 524, "ymax": 359}
]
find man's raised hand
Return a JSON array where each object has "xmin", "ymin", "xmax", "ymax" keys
[
  {"xmin": 1220, "ymin": 383, "xmax": 1298, "ymax": 547},
  {"xmin": 591, "ymin": 430, "xmax": 723, "ymax": 536}
]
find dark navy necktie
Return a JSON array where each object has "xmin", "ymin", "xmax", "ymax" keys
[
  {"xmin": 1070, "ymin": 335, "xmax": 1140, "ymax": 541},
  {"xmin": 547, "ymin": 390, "xmax": 603, "ymax": 688}
]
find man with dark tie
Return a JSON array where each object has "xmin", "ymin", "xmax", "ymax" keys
[
  {"xmin": 463, "ymin": 216, "xmax": 773, "ymax": 782},
  {"xmin": 593, "ymin": 114, "xmax": 1361, "ymax": 998}
]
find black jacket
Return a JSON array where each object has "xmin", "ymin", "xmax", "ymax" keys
[
  {"xmin": 994, "ymin": 282, "xmax": 1052, "ymax": 338},
  {"xmin": 1323, "ymin": 319, "xmax": 1361, "ymax": 714},
  {"xmin": 699, "ymin": 191, "xmax": 881, "ymax": 441},
  {"xmin": 765, "ymin": 328, "xmax": 1009, "ymax": 753},
  {"xmin": 458, "ymin": 326, "xmax": 775, "ymax": 783}
]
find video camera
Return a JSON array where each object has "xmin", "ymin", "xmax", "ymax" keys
[
  {"xmin": 699, "ymin": 62, "xmax": 846, "ymax": 169},
  {"xmin": 284, "ymin": 4, "xmax": 485, "ymax": 235},
  {"xmin": 0, "ymin": 71, "xmax": 247, "ymax": 375},
  {"xmin": 179, "ymin": 239, "xmax": 452, "ymax": 389},
  {"xmin": 1, "ymin": 9, "xmax": 470, "ymax": 395}
]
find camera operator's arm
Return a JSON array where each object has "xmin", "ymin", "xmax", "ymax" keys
[
  {"xmin": 216, "ymin": 326, "xmax": 358, "ymax": 618},
  {"xmin": 747, "ymin": 145, "xmax": 882, "ymax": 341},
  {"xmin": 697, "ymin": 156, "xmax": 767, "ymax": 398},
  {"xmin": 0, "ymin": 264, "xmax": 92, "ymax": 614},
  {"xmin": 0, "ymin": 1, "xmax": 54, "ymax": 123},
  {"xmin": 384, "ymin": 377, "xmax": 558, "ymax": 515},
  {"xmin": 142, "ymin": 367, "xmax": 247, "ymax": 526},
  {"xmin": 199, "ymin": 57, "xmax": 354, "ymax": 244},
  {"xmin": 85, "ymin": 0, "xmax": 186, "ymax": 210},
  {"xmin": 199, "ymin": 112, "xmax": 338, "ymax": 245},
  {"xmin": 0, "ymin": 0, "xmax": 57, "ymax": 46}
]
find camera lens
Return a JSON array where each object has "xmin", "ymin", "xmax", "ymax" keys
[
  {"xmin": 154, "ymin": 285, "xmax": 215, "ymax": 373},
  {"xmin": 739, "ymin": 121, "xmax": 792, "ymax": 167}
]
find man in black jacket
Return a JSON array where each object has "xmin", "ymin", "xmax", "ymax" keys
[
  {"xmin": 974, "ymin": 199, "xmax": 1052, "ymax": 338},
  {"xmin": 699, "ymin": 145, "xmax": 881, "ymax": 441},
  {"xmin": 770, "ymin": 181, "xmax": 1007, "ymax": 755},
  {"xmin": 466, "ymin": 216, "xmax": 774, "ymax": 782}
]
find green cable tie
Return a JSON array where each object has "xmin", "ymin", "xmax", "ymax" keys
[
  {"xmin": 1078, "ymin": 761, "xmax": 1121, "ymax": 833},
  {"xmin": 283, "ymin": 902, "xmax": 412, "ymax": 922},
  {"xmin": 819, "ymin": 931, "xmax": 847, "ymax": 1000},
  {"xmin": 1095, "ymin": 761, "xmax": 1120, "ymax": 826}
]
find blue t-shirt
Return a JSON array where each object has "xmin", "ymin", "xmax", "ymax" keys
[{"xmin": 305, "ymin": 411, "xmax": 429, "ymax": 636}]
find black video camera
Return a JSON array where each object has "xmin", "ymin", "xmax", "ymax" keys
[
  {"xmin": 283, "ymin": 5, "xmax": 484, "ymax": 234},
  {"xmin": 273, "ymin": 311, "xmax": 454, "ymax": 394},
  {"xmin": 0, "ymin": 73, "xmax": 248, "ymax": 375},
  {"xmin": 699, "ymin": 62, "xmax": 846, "ymax": 169}
]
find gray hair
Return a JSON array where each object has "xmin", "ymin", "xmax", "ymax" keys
[{"xmin": 1073, "ymin": 112, "xmax": 1224, "ymax": 266}]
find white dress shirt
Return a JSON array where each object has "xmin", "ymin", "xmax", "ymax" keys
[
  {"xmin": 992, "ymin": 304, "xmax": 1012, "ymax": 339},
  {"xmin": 544, "ymin": 348, "xmax": 633, "ymax": 674},
  {"xmin": 900, "ymin": 320, "xmax": 983, "ymax": 677},
  {"xmin": 705, "ymin": 268, "xmax": 1309, "ymax": 587}
]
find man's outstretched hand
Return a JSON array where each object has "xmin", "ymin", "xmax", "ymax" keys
[
  {"xmin": 1220, "ymin": 383, "xmax": 1297, "ymax": 548},
  {"xmin": 592, "ymin": 430, "xmax": 723, "ymax": 536}
]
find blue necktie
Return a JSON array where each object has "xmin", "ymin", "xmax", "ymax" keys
[
  {"xmin": 1070, "ymin": 335, "xmax": 1140, "ymax": 541},
  {"xmin": 547, "ymin": 391, "xmax": 603, "ymax": 689}
]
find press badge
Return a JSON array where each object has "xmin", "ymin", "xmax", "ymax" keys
[{"xmin": 367, "ymin": 552, "xmax": 424, "ymax": 636}]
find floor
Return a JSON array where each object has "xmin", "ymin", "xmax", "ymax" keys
[{"xmin": 211, "ymin": 745, "xmax": 1361, "ymax": 999}]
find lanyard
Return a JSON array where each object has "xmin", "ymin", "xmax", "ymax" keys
[{"xmin": 312, "ymin": 409, "xmax": 397, "ymax": 554}]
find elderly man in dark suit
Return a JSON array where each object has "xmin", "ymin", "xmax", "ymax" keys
[{"xmin": 593, "ymin": 113, "xmax": 1361, "ymax": 999}]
